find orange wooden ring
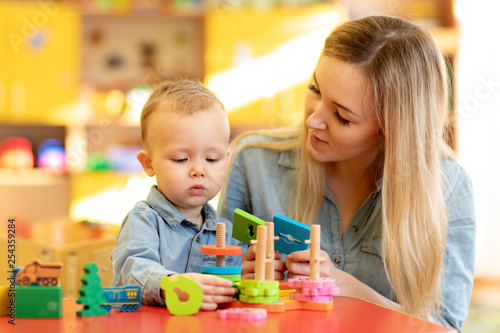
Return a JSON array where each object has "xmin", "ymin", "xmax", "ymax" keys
[{"xmin": 200, "ymin": 245, "xmax": 242, "ymax": 256}]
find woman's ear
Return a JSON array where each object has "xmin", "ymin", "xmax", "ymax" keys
[{"xmin": 137, "ymin": 150, "xmax": 155, "ymax": 177}]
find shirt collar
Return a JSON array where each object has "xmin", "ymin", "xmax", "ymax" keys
[
  {"xmin": 278, "ymin": 149, "xmax": 299, "ymax": 169},
  {"xmin": 146, "ymin": 185, "xmax": 218, "ymax": 231}
]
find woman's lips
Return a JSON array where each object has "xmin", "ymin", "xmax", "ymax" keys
[{"xmin": 310, "ymin": 133, "xmax": 327, "ymax": 144}]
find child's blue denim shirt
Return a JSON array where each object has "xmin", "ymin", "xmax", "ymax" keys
[
  {"xmin": 218, "ymin": 134, "xmax": 476, "ymax": 332},
  {"xmin": 112, "ymin": 185, "xmax": 247, "ymax": 306}
]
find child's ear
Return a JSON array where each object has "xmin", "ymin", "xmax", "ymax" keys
[{"xmin": 137, "ymin": 150, "xmax": 155, "ymax": 177}]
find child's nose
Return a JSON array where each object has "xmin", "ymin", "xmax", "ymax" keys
[{"xmin": 189, "ymin": 164, "xmax": 205, "ymax": 178}]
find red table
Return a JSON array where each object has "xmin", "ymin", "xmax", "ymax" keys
[{"xmin": 1, "ymin": 297, "xmax": 453, "ymax": 333}]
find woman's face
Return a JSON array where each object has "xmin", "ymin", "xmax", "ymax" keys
[{"xmin": 305, "ymin": 56, "xmax": 381, "ymax": 165}]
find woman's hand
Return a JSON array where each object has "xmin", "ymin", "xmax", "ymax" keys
[
  {"xmin": 241, "ymin": 245, "xmax": 286, "ymax": 280},
  {"xmin": 163, "ymin": 273, "xmax": 237, "ymax": 311},
  {"xmin": 285, "ymin": 249, "xmax": 335, "ymax": 280}
]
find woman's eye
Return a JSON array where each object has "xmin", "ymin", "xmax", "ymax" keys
[
  {"xmin": 308, "ymin": 84, "xmax": 320, "ymax": 94},
  {"xmin": 334, "ymin": 111, "xmax": 350, "ymax": 127}
]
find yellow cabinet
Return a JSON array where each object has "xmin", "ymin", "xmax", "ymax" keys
[{"xmin": 0, "ymin": 1, "xmax": 80, "ymax": 125}]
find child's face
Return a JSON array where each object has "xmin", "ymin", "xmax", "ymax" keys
[{"xmin": 144, "ymin": 107, "xmax": 229, "ymax": 217}]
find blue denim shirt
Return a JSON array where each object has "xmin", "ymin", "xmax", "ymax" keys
[
  {"xmin": 218, "ymin": 134, "xmax": 475, "ymax": 331},
  {"xmin": 111, "ymin": 185, "xmax": 247, "ymax": 306}
]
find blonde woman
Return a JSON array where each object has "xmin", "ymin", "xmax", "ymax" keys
[{"xmin": 218, "ymin": 16, "xmax": 475, "ymax": 331}]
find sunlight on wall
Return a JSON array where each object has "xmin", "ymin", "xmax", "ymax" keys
[
  {"xmin": 455, "ymin": 0, "xmax": 500, "ymax": 278},
  {"xmin": 71, "ymin": 174, "xmax": 155, "ymax": 224},
  {"xmin": 71, "ymin": 174, "xmax": 221, "ymax": 224},
  {"xmin": 206, "ymin": 21, "xmax": 340, "ymax": 112}
]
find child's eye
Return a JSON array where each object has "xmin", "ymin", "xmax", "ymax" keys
[
  {"xmin": 308, "ymin": 84, "xmax": 320, "ymax": 94},
  {"xmin": 174, "ymin": 158, "xmax": 187, "ymax": 163},
  {"xmin": 334, "ymin": 111, "xmax": 350, "ymax": 127},
  {"xmin": 206, "ymin": 158, "xmax": 218, "ymax": 163}
]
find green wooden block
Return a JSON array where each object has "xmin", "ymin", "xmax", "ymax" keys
[
  {"xmin": 239, "ymin": 294, "xmax": 279, "ymax": 304},
  {"xmin": 211, "ymin": 273, "xmax": 241, "ymax": 283},
  {"xmin": 232, "ymin": 209, "xmax": 266, "ymax": 245},
  {"xmin": 16, "ymin": 285, "xmax": 62, "ymax": 318}
]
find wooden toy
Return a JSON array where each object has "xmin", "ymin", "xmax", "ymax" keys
[
  {"xmin": 305, "ymin": 224, "xmax": 323, "ymax": 281},
  {"xmin": 0, "ymin": 285, "xmax": 12, "ymax": 316},
  {"xmin": 160, "ymin": 275, "xmax": 202, "ymax": 316},
  {"xmin": 231, "ymin": 223, "xmax": 339, "ymax": 313},
  {"xmin": 200, "ymin": 223, "xmax": 243, "ymax": 287},
  {"xmin": 199, "ymin": 265, "xmax": 241, "ymax": 275},
  {"xmin": 16, "ymin": 285, "xmax": 62, "ymax": 318},
  {"xmin": 218, "ymin": 308, "xmax": 267, "ymax": 320},
  {"xmin": 287, "ymin": 225, "xmax": 339, "ymax": 309},
  {"xmin": 77, "ymin": 262, "xmax": 108, "ymax": 317},
  {"xmin": 101, "ymin": 285, "xmax": 141, "ymax": 312},
  {"xmin": 232, "ymin": 209, "xmax": 265, "ymax": 245},
  {"xmin": 265, "ymin": 222, "xmax": 279, "ymax": 281},
  {"xmin": 273, "ymin": 214, "xmax": 311, "ymax": 255},
  {"xmin": 239, "ymin": 224, "xmax": 280, "ymax": 305},
  {"xmin": 15, "ymin": 259, "xmax": 62, "ymax": 286}
]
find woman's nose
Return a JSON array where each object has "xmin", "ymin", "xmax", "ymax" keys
[{"xmin": 306, "ymin": 105, "xmax": 327, "ymax": 130}]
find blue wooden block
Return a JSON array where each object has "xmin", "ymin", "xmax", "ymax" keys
[
  {"xmin": 273, "ymin": 214, "xmax": 311, "ymax": 254},
  {"xmin": 199, "ymin": 265, "xmax": 241, "ymax": 275}
]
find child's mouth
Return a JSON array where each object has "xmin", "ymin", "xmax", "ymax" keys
[{"xmin": 189, "ymin": 185, "xmax": 205, "ymax": 195}]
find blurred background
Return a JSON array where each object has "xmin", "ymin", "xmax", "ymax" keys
[{"xmin": 0, "ymin": 0, "xmax": 498, "ymax": 330}]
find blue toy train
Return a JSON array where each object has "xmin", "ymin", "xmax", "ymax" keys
[{"xmin": 101, "ymin": 285, "xmax": 141, "ymax": 312}]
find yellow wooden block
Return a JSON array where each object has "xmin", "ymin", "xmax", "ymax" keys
[{"xmin": 0, "ymin": 285, "xmax": 13, "ymax": 316}]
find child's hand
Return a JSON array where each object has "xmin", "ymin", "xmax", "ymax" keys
[
  {"xmin": 172, "ymin": 273, "xmax": 237, "ymax": 311},
  {"xmin": 241, "ymin": 245, "xmax": 286, "ymax": 280}
]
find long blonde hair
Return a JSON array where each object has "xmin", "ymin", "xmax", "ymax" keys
[{"xmin": 230, "ymin": 16, "xmax": 453, "ymax": 319}]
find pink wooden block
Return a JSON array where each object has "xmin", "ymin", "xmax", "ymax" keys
[
  {"xmin": 288, "ymin": 278, "xmax": 336, "ymax": 289},
  {"xmin": 218, "ymin": 308, "xmax": 267, "ymax": 320},
  {"xmin": 289, "ymin": 294, "xmax": 332, "ymax": 302}
]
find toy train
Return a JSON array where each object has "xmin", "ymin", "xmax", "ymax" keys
[{"xmin": 101, "ymin": 285, "xmax": 141, "ymax": 312}]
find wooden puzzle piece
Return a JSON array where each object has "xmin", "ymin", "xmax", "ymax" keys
[
  {"xmin": 15, "ymin": 259, "xmax": 62, "ymax": 287},
  {"xmin": 199, "ymin": 265, "xmax": 241, "ymax": 275},
  {"xmin": 232, "ymin": 209, "xmax": 265, "ymax": 245},
  {"xmin": 16, "ymin": 285, "xmax": 62, "ymax": 318},
  {"xmin": 101, "ymin": 285, "xmax": 141, "ymax": 312},
  {"xmin": 160, "ymin": 275, "xmax": 202, "ymax": 316},
  {"xmin": 77, "ymin": 262, "xmax": 108, "ymax": 317},
  {"xmin": 218, "ymin": 308, "xmax": 267, "ymax": 320},
  {"xmin": 273, "ymin": 214, "xmax": 310, "ymax": 255}
]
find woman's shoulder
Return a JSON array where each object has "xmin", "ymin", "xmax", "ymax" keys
[
  {"xmin": 440, "ymin": 158, "xmax": 473, "ymax": 201},
  {"xmin": 236, "ymin": 131, "xmax": 298, "ymax": 145}
]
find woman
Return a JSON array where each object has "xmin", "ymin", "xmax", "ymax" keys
[{"xmin": 218, "ymin": 16, "xmax": 475, "ymax": 331}]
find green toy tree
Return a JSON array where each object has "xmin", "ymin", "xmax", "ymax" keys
[{"xmin": 77, "ymin": 262, "xmax": 108, "ymax": 316}]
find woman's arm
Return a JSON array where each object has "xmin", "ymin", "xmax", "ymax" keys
[
  {"xmin": 285, "ymin": 249, "xmax": 403, "ymax": 312},
  {"xmin": 439, "ymin": 161, "xmax": 476, "ymax": 330}
]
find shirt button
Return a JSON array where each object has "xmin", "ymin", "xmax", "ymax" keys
[
  {"xmin": 334, "ymin": 257, "xmax": 341, "ymax": 265},
  {"xmin": 352, "ymin": 226, "xmax": 358, "ymax": 232},
  {"xmin": 196, "ymin": 237, "xmax": 201, "ymax": 243}
]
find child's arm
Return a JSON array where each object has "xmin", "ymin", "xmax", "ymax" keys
[
  {"xmin": 161, "ymin": 273, "xmax": 237, "ymax": 311},
  {"xmin": 111, "ymin": 207, "xmax": 181, "ymax": 306}
]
